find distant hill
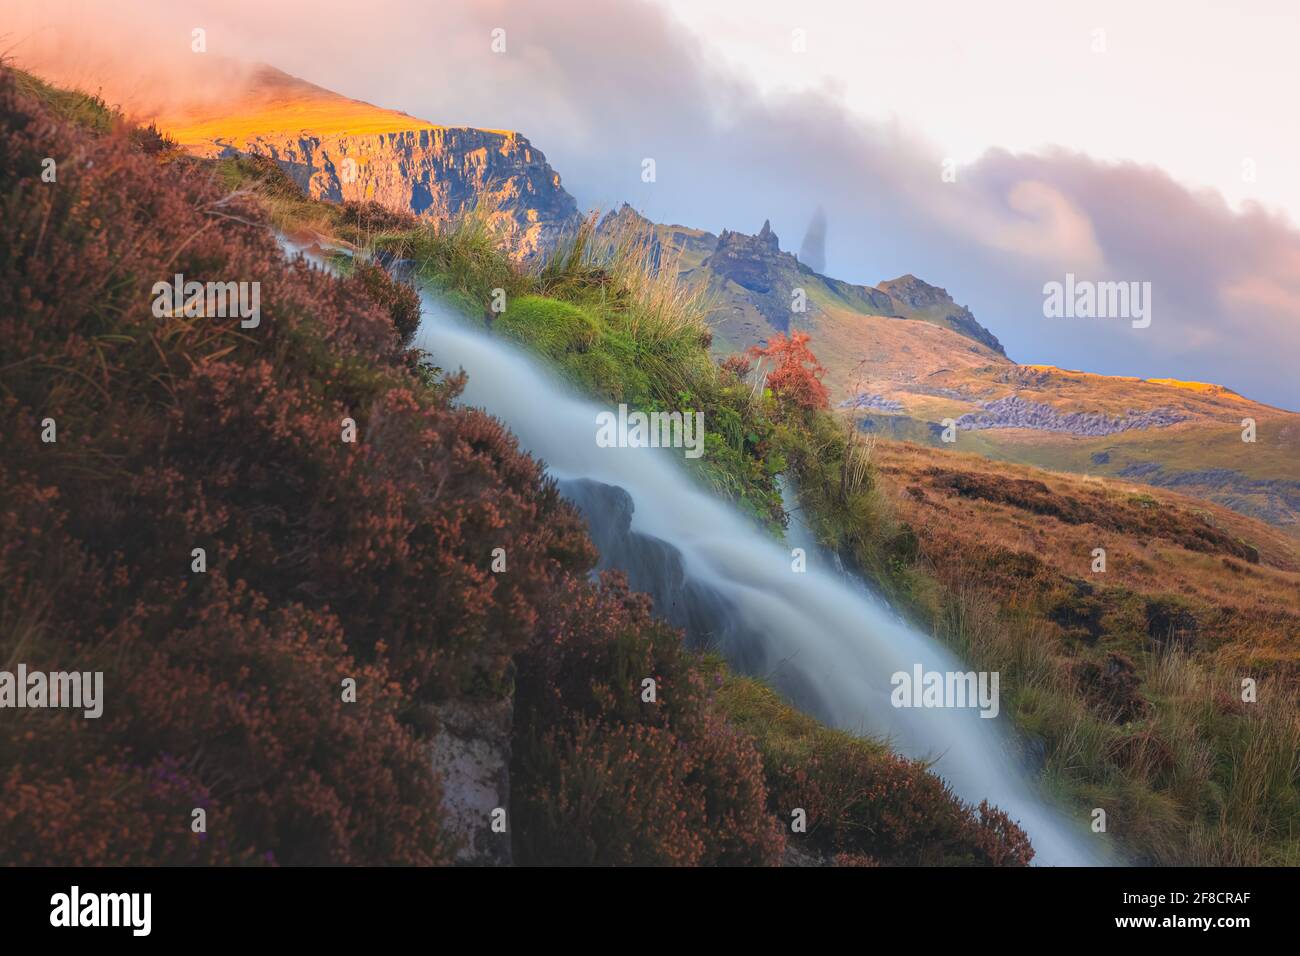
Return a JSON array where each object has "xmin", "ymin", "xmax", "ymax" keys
[
  {"xmin": 598, "ymin": 203, "xmax": 1006, "ymax": 356},
  {"xmin": 598, "ymin": 205, "xmax": 1300, "ymax": 536}
]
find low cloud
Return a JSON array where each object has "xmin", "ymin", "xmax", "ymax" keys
[{"xmin": 6, "ymin": 0, "xmax": 1297, "ymax": 408}]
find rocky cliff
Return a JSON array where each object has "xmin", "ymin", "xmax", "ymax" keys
[
  {"xmin": 599, "ymin": 204, "xmax": 1005, "ymax": 354},
  {"xmin": 205, "ymin": 126, "xmax": 579, "ymax": 257},
  {"xmin": 878, "ymin": 274, "xmax": 1006, "ymax": 356},
  {"xmin": 158, "ymin": 66, "xmax": 581, "ymax": 258}
]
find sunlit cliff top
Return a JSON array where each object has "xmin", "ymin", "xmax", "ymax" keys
[{"xmin": 154, "ymin": 65, "xmax": 513, "ymax": 147}]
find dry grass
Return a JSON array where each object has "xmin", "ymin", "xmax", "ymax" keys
[
  {"xmin": 841, "ymin": 427, "xmax": 874, "ymax": 502},
  {"xmin": 863, "ymin": 438, "xmax": 1300, "ymax": 864}
]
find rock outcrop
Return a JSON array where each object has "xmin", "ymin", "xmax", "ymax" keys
[
  {"xmin": 840, "ymin": 393, "xmax": 905, "ymax": 412},
  {"xmin": 956, "ymin": 395, "xmax": 1188, "ymax": 436},
  {"xmin": 205, "ymin": 127, "xmax": 580, "ymax": 259},
  {"xmin": 709, "ymin": 219, "xmax": 783, "ymax": 292},
  {"xmin": 878, "ymin": 274, "xmax": 1006, "ymax": 356},
  {"xmin": 152, "ymin": 65, "xmax": 580, "ymax": 259},
  {"xmin": 429, "ymin": 693, "xmax": 514, "ymax": 865}
]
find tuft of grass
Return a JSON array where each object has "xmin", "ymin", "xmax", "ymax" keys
[
  {"xmin": 10, "ymin": 68, "xmax": 117, "ymax": 133},
  {"xmin": 374, "ymin": 206, "xmax": 786, "ymax": 523}
]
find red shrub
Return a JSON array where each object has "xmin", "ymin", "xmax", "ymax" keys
[{"xmin": 747, "ymin": 331, "xmax": 830, "ymax": 410}]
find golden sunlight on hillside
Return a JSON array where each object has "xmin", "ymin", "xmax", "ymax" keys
[
  {"xmin": 148, "ymin": 65, "xmax": 509, "ymax": 149},
  {"xmin": 819, "ymin": 334, "xmax": 1284, "ymax": 426},
  {"xmin": 1145, "ymin": 377, "xmax": 1249, "ymax": 399},
  {"xmin": 812, "ymin": 304, "xmax": 1007, "ymax": 400}
]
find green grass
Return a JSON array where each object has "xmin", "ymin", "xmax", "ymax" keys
[
  {"xmin": 376, "ymin": 211, "xmax": 789, "ymax": 525},
  {"xmin": 715, "ymin": 664, "xmax": 891, "ymax": 765},
  {"xmin": 10, "ymin": 68, "xmax": 117, "ymax": 133}
]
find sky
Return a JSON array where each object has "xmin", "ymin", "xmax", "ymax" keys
[
  {"xmin": 657, "ymin": 0, "xmax": 1300, "ymax": 223},
  {"xmin": 3, "ymin": 0, "xmax": 1298, "ymax": 409}
]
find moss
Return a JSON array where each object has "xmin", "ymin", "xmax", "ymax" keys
[
  {"xmin": 495, "ymin": 295, "xmax": 602, "ymax": 357},
  {"xmin": 715, "ymin": 670, "xmax": 889, "ymax": 765}
]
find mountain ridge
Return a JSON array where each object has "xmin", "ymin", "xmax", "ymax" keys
[{"xmin": 599, "ymin": 203, "xmax": 1008, "ymax": 357}]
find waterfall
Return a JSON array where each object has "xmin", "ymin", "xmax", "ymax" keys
[{"xmin": 411, "ymin": 291, "xmax": 1107, "ymax": 866}]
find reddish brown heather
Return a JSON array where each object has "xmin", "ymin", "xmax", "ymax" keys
[
  {"xmin": 0, "ymin": 66, "xmax": 783, "ymax": 865},
  {"xmin": 511, "ymin": 577, "xmax": 785, "ymax": 865},
  {"xmin": 0, "ymin": 64, "xmax": 597, "ymax": 863},
  {"xmin": 0, "ymin": 67, "xmax": 1034, "ymax": 866}
]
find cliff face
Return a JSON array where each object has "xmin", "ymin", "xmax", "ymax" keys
[
  {"xmin": 707, "ymin": 220, "xmax": 784, "ymax": 294},
  {"xmin": 143, "ymin": 65, "xmax": 580, "ymax": 259},
  {"xmin": 198, "ymin": 127, "xmax": 580, "ymax": 258}
]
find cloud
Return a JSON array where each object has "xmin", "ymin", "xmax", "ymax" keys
[
  {"xmin": 798, "ymin": 207, "xmax": 827, "ymax": 274},
  {"xmin": 0, "ymin": 0, "xmax": 258, "ymax": 117},
  {"xmin": 5, "ymin": 0, "xmax": 1297, "ymax": 408}
]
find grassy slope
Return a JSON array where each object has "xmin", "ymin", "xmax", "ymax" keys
[{"xmin": 807, "ymin": 438, "xmax": 1300, "ymax": 864}]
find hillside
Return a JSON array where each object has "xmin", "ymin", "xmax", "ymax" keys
[
  {"xmin": 875, "ymin": 442, "xmax": 1300, "ymax": 666},
  {"xmin": 871, "ymin": 441, "xmax": 1300, "ymax": 863},
  {"xmin": 597, "ymin": 205, "xmax": 1300, "ymax": 536},
  {"xmin": 845, "ymin": 363, "xmax": 1300, "ymax": 535},
  {"xmin": 599, "ymin": 204, "xmax": 1006, "ymax": 355}
]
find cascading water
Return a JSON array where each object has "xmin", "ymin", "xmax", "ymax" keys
[{"xmin": 414, "ymin": 292, "xmax": 1106, "ymax": 866}]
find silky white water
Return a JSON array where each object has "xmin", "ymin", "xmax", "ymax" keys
[{"xmin": 415, "ymin": 294, "xmax": 1106, "ymax": 866}]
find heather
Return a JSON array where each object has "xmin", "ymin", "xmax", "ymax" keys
[
  {"xmin": 0, "ymin": 63, "xmax": 580, "ymax": 862},
  {"xmin": 715, "ymin": 665, "xmax": 1034, "ymax": 865},
  {"xmin": 0, "ymin": 65, "xmax": 1033, "ymax": 866},
  {"xmin": 510, "ymin": 579, "xmax": 785, "ymax": 865},
  {"xmin": 0, "ymin": 67, "xmax": 700, "ymax": 864}
]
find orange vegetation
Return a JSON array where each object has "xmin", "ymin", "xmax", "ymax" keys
[
  {"xmin": 873, "ymin": 440, "xmax": 1300, "ymax": 670},
  {"xmin": 144, "ymin": 65, "xmax": 510, "ymax": 149}
]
